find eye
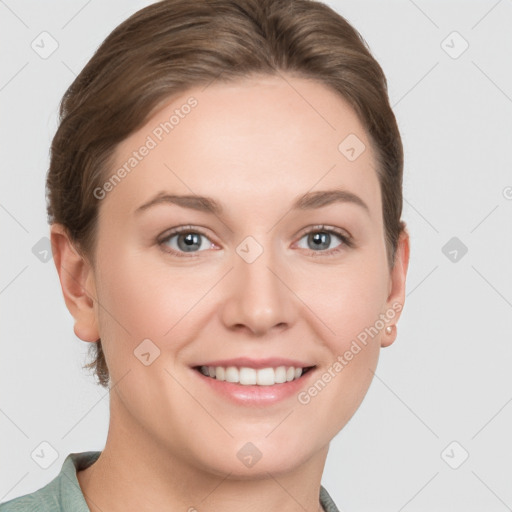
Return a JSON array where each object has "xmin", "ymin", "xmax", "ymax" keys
[
  {"xmin": 295, "ymin": 225, "xmax": 353, "ymax": 256},
  {"xmin": 159, "ymin": 226, "xmax": 215, "ymax": 256},
  {"xmin": 158, "ymin": 224, "xmax": 353, "ymax": 258}
]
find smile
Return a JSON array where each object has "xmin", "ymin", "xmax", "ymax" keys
[{"xmin": 195, "ymin": 365, "xmax": 315, "ymax": 386}]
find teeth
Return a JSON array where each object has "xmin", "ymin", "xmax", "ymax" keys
[
  {"xmin": 199, "ymin": 365, "xmax": 307, "ymax": 385},
  {"xmin": 275, "ymin": 366, "xmax": 287, "ymax": 383},
  {"xmin": 215, "ymin": 366, "xmax": 225, "ymax": 381},
  {"xmin": 225, "ymin": 366, "xmax": 239, "ymax": 383},
  {"xmin": 239, "ymin": 367, "xmax": 257, "ymax": 385},
  {"xmin": 257, "ymin": 367, "xmax": 275, "ymax": 386}
]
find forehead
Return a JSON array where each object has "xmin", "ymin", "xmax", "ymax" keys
[{"xmin": 101, "ymin": 73, "xmax": 382, "ymax": 223}]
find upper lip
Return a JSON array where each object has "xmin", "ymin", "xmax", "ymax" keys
[{"xmin": 193, "ymin": 357, "xmax": 315, "ymax": 369}]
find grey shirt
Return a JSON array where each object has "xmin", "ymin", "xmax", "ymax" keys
[{"xmin": 0, "ymin": 452, "xmax": 340, "ymax": 511}]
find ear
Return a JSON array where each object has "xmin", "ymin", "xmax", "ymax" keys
[
  {"xmin": 50, "ymin": 223, "xmax": 99, "ymax": 343},
  {"xmin": 381, "ymin": 225, "xmax": 410, "ymax": 348}
]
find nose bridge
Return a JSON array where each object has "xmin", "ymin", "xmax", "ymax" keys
[{"xmin": 221, "ymin": 236, "xmax": 295, "ymax": 335}]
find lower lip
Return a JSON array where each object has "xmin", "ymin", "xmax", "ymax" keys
[{"xmin": 193, "ymin": 367, "xmax": 316, "ymax": 405}]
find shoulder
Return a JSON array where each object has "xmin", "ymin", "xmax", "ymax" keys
[
  {"xmin": 0, "ymin": 451, "xmax": 101, "ymax": 512},
  {"xmin": 320, "ymin": 485, "xmax": 341, "ymax": 512},
  {"xmin": 0, "ymin": 486, "xmax": 53, "ymax": 512}
]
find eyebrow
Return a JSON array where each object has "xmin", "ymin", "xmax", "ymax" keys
[{"xmin": 134, "ymin": 189, "xmax": 370, "ymax": 216}]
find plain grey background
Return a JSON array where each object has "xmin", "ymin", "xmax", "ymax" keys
[{"xmin": 1, "ymin": 1, "xmax": 511, "ymax": 510}]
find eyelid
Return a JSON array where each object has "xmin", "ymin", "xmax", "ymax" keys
[
  {"xmin": 158, "ymin": 225, "xmax": 217, "ymax": 257},
  {"xmin": 158, "ymin": 224, "xmax": 211, "ymax": 240},
  {"xmin": 158, "ymin": 224, "xmax": 354, "ymax": 257},
  {"xmin": 295, "ymin": 224, "xmax": 353, "ymax": 244},
  {"xmin": 292, "ymin": 224, "xmax": 354, "ymax": 256}
]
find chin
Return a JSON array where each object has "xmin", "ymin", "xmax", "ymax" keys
[{"xmin": 190, "ymin": 436, "xmax": 319, "ymax": 479}]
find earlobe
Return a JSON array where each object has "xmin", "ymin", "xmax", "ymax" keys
[
  {"xmin": 50, "ymin": 224, "xmax": 99, "ymax": 343},
  {"xmin": 381, "ymin": 226, "xmax": 410, "ymax": 348}
]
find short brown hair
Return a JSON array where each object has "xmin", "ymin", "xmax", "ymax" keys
[{"xmin": 47, "ymin": 0, "xmax": 406, "ymax": 388}]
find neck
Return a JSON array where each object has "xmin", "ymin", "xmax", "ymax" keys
[{"xmin": 77, "ymin": 396, "xmax": 328, "ymax": 512}]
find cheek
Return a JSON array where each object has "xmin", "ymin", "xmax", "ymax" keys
[
  {"xmin": 296, "ymin": 264, "xmax": 387, "ymax": 435},
  {"xmin": 305, "ymin": 254, "xmax": 390, "ymax": 345},
  {"xmin": 299, "ymin": 342, "xmax": 379, "ymax": 446},
  {"xmin": 94, "ymin": 247, "xmax": 215, "ymax": 359}
]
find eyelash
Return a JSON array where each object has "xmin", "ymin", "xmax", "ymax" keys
[{"xmin": 157, "ymin": 224, "xmax": 354, "ymax": 258}]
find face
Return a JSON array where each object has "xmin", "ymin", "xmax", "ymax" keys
[{"xmin": 62, "ymin": 73, "xmax": 408, "ymax": 477}]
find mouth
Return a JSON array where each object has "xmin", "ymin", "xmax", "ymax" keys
[{"xmin": 193, "ymin": 364, "xmax": 316, "ymax": 386}]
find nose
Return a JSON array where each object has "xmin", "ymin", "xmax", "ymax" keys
[{"xmin": 220, "ymin": 245, "xmax": 297, "ymax": 337}]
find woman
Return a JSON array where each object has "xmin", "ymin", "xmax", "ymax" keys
[{"xmin": 1, "ymin": 0, "xmax": 409, "ymax": 510}]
